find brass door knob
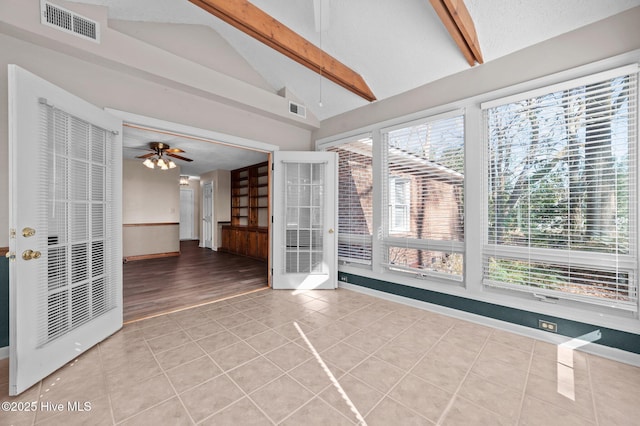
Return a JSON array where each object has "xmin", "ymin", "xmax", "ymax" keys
[
  {"xmin": 22, "ymin": 250, "xmax": 41, "ymax": 260},
  {"xmin": 22, "ymin": 227, "xmax": 36, "ymax": 237}
]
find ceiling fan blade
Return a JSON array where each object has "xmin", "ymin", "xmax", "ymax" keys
[
  {"xmin": 136, "ymin": 153, "xmax": 156, "ymax": 159},
  {"xmin": 167, "ymin": 152, "xmax": 193, "ymax": 162},
  {"xmin": 165, "ymin": 148, "xmax": 185, "ymax": 153}
]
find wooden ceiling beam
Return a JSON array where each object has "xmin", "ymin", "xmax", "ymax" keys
[
  {"xmin": 429, "ymin": 0, "xmax": 483, "ymax": 66},
  {"xmin": 189, "ymin": 0, "xmax": 376, "ymax": 102}
]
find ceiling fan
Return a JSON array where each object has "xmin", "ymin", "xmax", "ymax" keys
[{"xmin": 136, "ymin": 142, "xmax": 193, "ymax": 170}]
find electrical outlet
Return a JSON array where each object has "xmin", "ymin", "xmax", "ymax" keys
[
  {"xmin": 339, "ymin": 274, "xmax": 348, "ymax": 282},
  {"xmin": 538, "ymin": 320, "xmax": 558, "ymax": 333}
]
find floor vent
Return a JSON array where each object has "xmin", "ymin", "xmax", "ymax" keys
[
  {"xmin": 40, "ymin": 1, "xmax": 100, "ymax": 43},
  {"xmin": 289, "ymin": 101, "xmax": 307, "ymax": 119}
]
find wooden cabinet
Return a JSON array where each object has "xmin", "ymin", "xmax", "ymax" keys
[
  {"xmin": 221, "ymin": 162, "xmax": 269, "ymax": 261},
  {"xmin": 220, "ymin": 226, "xmax": 268, "ymax": 261}
]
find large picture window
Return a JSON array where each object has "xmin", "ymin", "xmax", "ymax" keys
[
  {"xmin": 483, "ymin": 66, "xmax": 638, "ymax": 310},
  {"xmin": 327, "ymin": 137, "xmax": 373, "ymax": 265},
  {"xmin": 381, "ymin": 112, "xmax": 465, "ymax": 281}
]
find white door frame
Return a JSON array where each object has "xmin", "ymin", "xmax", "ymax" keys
[{"xmin": 106, "ymin": 109, "xmax": 278, "ymax": 276}]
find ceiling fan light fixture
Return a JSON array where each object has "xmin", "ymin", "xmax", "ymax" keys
[
  {"xmin": 143, "ymin": 158, "xmax": 155, "ymax": 169},
  {"xmin": 168, "ymin": 160, "xmax": 177, "ymax": 169},
  {"xmin": 157, "ymin": 158, "xmax": 167, "ymax": 169}
]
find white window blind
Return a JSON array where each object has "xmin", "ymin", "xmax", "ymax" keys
[
  {"xmin": 381, "ymin": 111, "xmax": 465, "ymax": 281},
  {"xmin": 39, "ymin": 102, "xmax": 119, "ymax": 344},
  {"xmin": 327, "ymin": 137, "xmax": 373, "ymax": 265},
  {"xmin": 483, "ymin": 66, "xmax": 638, "ymax": 311}
]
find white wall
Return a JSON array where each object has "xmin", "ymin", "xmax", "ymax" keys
[
  {"xmin": 122, "ymin": 159, "xmax": 180, "ymax": 257},
  {"xmin": 315, "ymin": 7, "xmax": 640, "ymax": 140},
  {"xmin": 0, "ymin": 1, "xmax": 314, "ymax": 248}
]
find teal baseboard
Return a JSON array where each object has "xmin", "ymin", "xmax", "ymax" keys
[
  {"xmin": 339, "ymin": 272, "xmax": 640, "ymax": 355},
  {"xmin": 0, "ymin": 256, "xmax": 8, "ymax": 348}
]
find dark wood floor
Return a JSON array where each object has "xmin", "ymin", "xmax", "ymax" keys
[{"xmin": 123, "ymin": 240, "xmax": 268, "ymax": 322}]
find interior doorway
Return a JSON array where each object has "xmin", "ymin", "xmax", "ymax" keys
[{"xmin": 113, "ymin": 111, "xmax": 276, "ymax": 322}]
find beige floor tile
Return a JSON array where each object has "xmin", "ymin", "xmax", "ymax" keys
[
  {"xmin": 0, "ymin": 357, "xmax": 8, "ymax": 385},
  {"xmin": 281, "ymin": 397, "xmax": 355, "ymax": 426},
  {"xmin": 228, "ymin": 319, "xmax": 270, "ymax": 340},
  {"xmin": 165, "ymin": 355, "xmax": 222, "ymax": 394},
  {"xmin": 297, "ymin": 312, "xmax": 335, "ymax": 329},
  {"xmin": 319, "ymin": 373, "xmax": 383, "ymax": 419},
  {"xmin": 441, "ymin": 323, "xmax": 490, "ymax": 352},
  {"xmin": 365, "ymin": 397, "xmax": 432, "ymax": 426},
  {"xmin": 272, "ymin": 320, "xmax": 314, "ymax": 340},
  {"xmin": 99, "ymin": 333, "xmax": 154, "ymax": 372},
  {"xmin": 154, "ymin": 341, "xmax": 205, "ymax": 371},
  {"xmin": 303, "ymin": 298, "xmax": 332, "ymax": 312},
  {"xmin": 374, "ymin": 339, "xmax": 426, "ymax": 371},
  {"xmin": 183, "ymin": 320, "xmax": 226, "ymax": 340},
  {"xmin": 458, "ymin": 372, "xmax": 523, "ymax": 421},
  {"xmin": 410, "ymin": 355, "xmax": 469, "ymax": 393},
  {"xmin": 529, "ymin": 354, "xmax": 590, "ymax": 390},
  {"xmin": 195, "ymin": 330, "xmax": 240, "ymax": 354},
  {"xmin": 118, "ymin": 397, "xmax": 191, "ymax": 426},
  {"xmin": 589, "ymin": 353, "xmax": 640, "ymax": 387},
  {"xmin": 428, "ymin": 338, "xmax": 480, "ymax": 368},
  {"xmin": 227, "ymin": 357, "xmax": 284, "ymax": 393},
  {"xmin": 109, "ymin": 374, "xmax": 176, "ymax": 422},
  {"xmin": 295, "ymin": 328, "xmax": 341, "ymax": 352},
  {"xmin": 36, "ymin": 395, "xmax": 112, "ymax": 426},
  {"xmin": 264, "ymin": 342, "xmax": 312, "ymax": 372},
  {"xmin": 200, "ymin": 397, "xmax": 272, "ymax": 426},
  {"xmin": 209, "ymin": 341, "xmax": 260, "ymax": 371},
  {"xmin": 471, "ymin": 354, "xmax": 529, "ymax": 391},
  {"xmin": 525, "ymin": 372, "xmax": 595, "ymax": 422},
  {"xmin": 125, "ymin": 314, "xmax": 173, "ymax": 331},
  {"xmin": 216, "ymin": 312, "xmax": 252, "ymax": 329},
  {"xmin": 0, "ymin": 381, "xmax": 40, "ymax": 426},
  {"xmin": 245, "ymin": 329, "xmax": 290, "ymax": 354},
  {"xmin": 206, "ymin": 305, "xmax": 240, "ymax": 320},
  {"xmin": 519, "ymin": 395, "xmax": 595, "ymax": 426},
  {"xmin": 440, "ymin": 396, "xmax": 511, "ymax": 426},
  {"xmin": 489, "ymin": 328, "xmax": 535, "ymax": 352},
  {"xmin": 364, "ymin": 314, "xmax": 415, "ymax": 340},
  {"xmin": 478, "ymin": 340, "xmax": 532, "ymax": 369},
  {"xmin": 389, "ymin": 374, "xmax": 453, "ymax": 423},
  {"xmin": 320, "ymin": 342, "xmax": 369, "ymax": 372},
  {"xmin": 104, "ymin": 353, "xmax": 162, "ymax": 391},
  {"xmin": 138, "ymin": 321, "xmax": 184, "ymax": 340},
  {"xmin": 350, "ymin": 356, "xmax": 404, "ymax": 393},
  {"xmin": 250, "ymin": 374, "xmax": 314, "ymax": 423},
  {"xmin": 180, "ymin": 375, "xmax": 244, "ymax": 423},
  {"xmin": 287, "ymin": 358, "xmax": 345, "ymax": 394},
  {"xmin": 169, "ymin": 310, "xmax": 212, "ymax": 329},
  {"xmin": 343, "ymin": 329, "xmax": 390, "ymax": 354},
  {"xmin": 146, "ymin": 330, "xmax": 192, "ymax": 354},
  {"xmin": 38, "ymin": 368, "xmax": 107, "ymax": 424}
]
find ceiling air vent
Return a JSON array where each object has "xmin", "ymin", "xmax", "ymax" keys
[
  {"xmin": 40, "ymin": 1, "xmax": 100, "ymax": 43},
  {"xmin": 288, "ymin": 101, "xmax": 306, "ymax": 119}
]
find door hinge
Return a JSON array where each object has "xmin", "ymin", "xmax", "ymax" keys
[
  {"xmin": 9, "ymin": 228, "xmax": 16, "ymax": 239},
  {"xmin": 271, "ymin": 216, "xmax": 274, "ymax": 223}
]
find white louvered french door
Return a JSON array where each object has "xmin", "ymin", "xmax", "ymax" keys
[{"xmin": 8, "ymin": 65, "xmax": 122, "ymax": 395}]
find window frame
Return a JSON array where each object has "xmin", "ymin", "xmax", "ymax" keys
[
  {"xmin": 481, "ymin": 64, "xmax": 638, "ymax": 312},
  {"xmin": 388, "ymin": 176, "xmax": 411, "ymax": 233}
]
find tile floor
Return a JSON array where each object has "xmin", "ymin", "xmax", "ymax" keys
[{"xmin": 1, "ymin": 288, "xmax": 639, "ymax": 425}]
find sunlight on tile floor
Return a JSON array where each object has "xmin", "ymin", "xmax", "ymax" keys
[{"xmin": 1, "ymin": 288, "xmax": 639, "ymax": 425}]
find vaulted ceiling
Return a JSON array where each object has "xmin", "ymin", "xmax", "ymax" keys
[{"xmin": 71, "ymin": 0, "xmax": 640, "ymax": 122}]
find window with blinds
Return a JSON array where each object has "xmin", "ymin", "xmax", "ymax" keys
[
  {"xmin": 483, "ymin": 65, "xmax": 638, "ymax": 311},
  {"xmin": 381, "ymin": 112, "xmax": 465, "ymax": 281},
  {"xmin": 327, "ymin": 137, "xmax": 373, "ymax": 266}
]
